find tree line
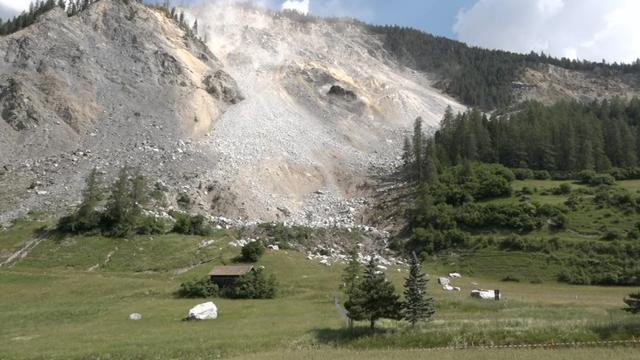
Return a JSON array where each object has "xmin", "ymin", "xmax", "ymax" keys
[
  {"xmin": 432, "ymin": 98, "xmax": 640, "ymax": 174},
  {"xmin": 57, "ymin": 166, "xmax": 214, "ymax": 238}
]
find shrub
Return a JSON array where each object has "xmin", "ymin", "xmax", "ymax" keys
[
  {"xmin": 579, "ymin": 170, "xmax": 615, "ymax": 186},
  {"xmin": 221, "ymin": 268, "xmax": 277, "ymax": 299},
  {"xmin": 177, "ymin": 277, "xmax": 219, "ymax": 298},
  {"xmin": 549, "ymin": 213, "xmax": 569, "ymax": 230},
  {"xmin": 501, "ymin": 275, "xmax": 520, "ymax": 282},
  {"xmin": 136, "ymin": 216, "xmax": 170, "ymax": 235},
  {"xmin": 513, "ymin": 168, "xmax": 534, "ymax": 180},
  {"xmin": 241, "ymin": 241, "xmax": 266, "ymax": 262},
  {"xmin": 624, "ymin": 292, "xmax": 640, "ymax": 313},
  {"xmin": 533, "ymin": 170, "xmax": 551, "ymax": 180},
  {"xmin": 171, "ymin": 212, "xmax": 213, "ymax": 236},
  {"xmin": 177, "ymin": 193, "xmax": 191, "ymax": 209},
  {"xmin": 553, "ymin": 183, "xmax": 572, "ymax": 195}
]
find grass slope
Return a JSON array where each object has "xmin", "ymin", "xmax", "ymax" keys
[{"xmin": 1, "ymin": 193, "xmax": 640, "ymax": 360}]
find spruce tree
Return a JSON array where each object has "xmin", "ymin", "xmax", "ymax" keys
[
  {"xmin": 412, "ymin": 117, "xmax": 424, "ymax": 182},
  {"xmin": 342, "ymin": 247, "xmax": 363, "ymax": 328},
  {"xmin": 104, "ymin": 166, "xmax": 136, "ymax": 237},
  {"xmin": 357, "ymin": 258, "xmax": 402, "ymax": 329},
  {"xmin": 624, "ymin": 291, "xmax": 640, "ymax": 313},
  {"xmin": 402, "ymin": 253, "xmax": 435, "ymax": 326},
  {"xmin": 75, "ymin": 168, "xmax": 103, "ymax": 230}
]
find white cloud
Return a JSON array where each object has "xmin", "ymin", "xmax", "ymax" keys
[
  {"xmin": 281, "ymin": 0, "xmax": 309, "ymax": 14},
  {"xmin": 454, "ymin": 0, "xmax": 640, "ymax": 64},
  {"xmin": 0, "ymin": 0, "xmax": 32, "ymax": 12}
]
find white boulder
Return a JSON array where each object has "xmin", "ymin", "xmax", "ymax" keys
[
  {"xmin": 449, "ymin": 272, "xmax": 462, "ymax": 278},
  {"xmin": 188, "ymin": 302, "xmax": 218, "ymax": 320},
  {"xmin": 128, "ymin": 313, "xmax": 142, "ymax": 321}
]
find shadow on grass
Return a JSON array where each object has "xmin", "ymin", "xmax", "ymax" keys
[
  {"xmin": 589, "ymin": 318, "xmax": 640, "ymax": 340},
  {"xmin": 312, "ymin": 327, "xmax": 394, "ymax": 346}
]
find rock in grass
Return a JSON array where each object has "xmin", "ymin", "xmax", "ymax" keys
[
  {"xmin": 128, "ymin": 313, "xmax": 142, "ymax": 321},
  {"xmin": 188, "ymin": 302, "xmax": 218, "ymax": 320}
]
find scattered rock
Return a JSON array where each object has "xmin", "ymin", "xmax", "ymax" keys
[
  {"xmin": 128, "ymin": 313, "xmax": 142, "ymax": 321},
  {"xmin": 188, "ymin": 302, "xmax": 218, "ymax": 320}
]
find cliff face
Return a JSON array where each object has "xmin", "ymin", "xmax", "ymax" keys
[{"xmin": 0, "ymin": 0, "xmax": 241, "ymax": 223}]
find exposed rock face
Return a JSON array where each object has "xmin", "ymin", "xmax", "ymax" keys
[
  {"xmin": 327, "ymin": 85, "xmax": 357, "ymax": 101},
  {"xmin": 202, "ymin": 70, "xmax": 244, "ymax": 104},
  {"xmin": 0, "ymin": 78, "xmax": 38, "ymax": 130},
  {"xmin": 0, "ymin": 1, "xmax": 236, "ymax": 223},
  {"xmin": 515, "ymin": 64, "xmax": 640, "ymax": 104}
]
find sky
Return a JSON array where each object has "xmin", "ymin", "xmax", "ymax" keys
[{"xmin": 1, "ymin": 0, "xmax": 639, "ymax": 64}]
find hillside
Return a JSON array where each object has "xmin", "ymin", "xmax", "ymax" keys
[
  {"xmin": 0, "ymin": 0, "xmax": 464, "ymax": 226},
  {"xmin": 1, "ymin": 0, "xmax": 639, "ymax": 228}
]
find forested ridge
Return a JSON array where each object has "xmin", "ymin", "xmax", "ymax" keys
[{"xmin": 367, "ymin": 25, "xmax": 640, "ymax": 109}]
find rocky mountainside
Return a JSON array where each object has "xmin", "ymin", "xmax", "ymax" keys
[
  {"xmin": 0, "ymin": 0, "xmax": 463, "ymax": 226},
  {"xmin": 0, "ymin": 0, "xmax": 242, "ymax": 224},
  {"xmin": 1, "ymin": 0, "xmax": 637, "ymax": 227}
]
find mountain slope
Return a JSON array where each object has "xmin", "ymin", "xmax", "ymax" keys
[
  {"xmin": 0, "ymin": 0, "xmax": 464, "ymax": 225},
  {"xmin": 0, "ymin": 0, "xmax": 241, "ymax": 223}
]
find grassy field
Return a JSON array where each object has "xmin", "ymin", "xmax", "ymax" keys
[{"xmin": 2, "ymin": 179, "xmax": 640, "ymax": 360}]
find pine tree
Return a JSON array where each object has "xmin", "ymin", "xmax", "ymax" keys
[
  {"xmin": 57, "ymin": 0, "xmax": 66, "ymax": 10},
  {"xmin": 75, "ymin": 168, "xmax": 103, "ymax": 230},
  {"xmin": 342, "ymin": 247, "xmax": 362, "ymax": 328},
  {"xmin": 412, "ymin": 117, "xmax": 424, "ymax": 182},
  {"xmin": 192, "ymin": 19, "xmax": 198, "ymax": 36},
  {"xmin": 624, "ymin": 291, "xmax": 640, "ymax": 313},
  {"xmin": 104, "ymin": 166, "xmax": 136, "ymax": 237},
  {"xmin": 401, "ymin": 136, "xmax": 413, "ymax": 171},
  {"xmin": 402, "ymin": 253, "xmax": 435, "ymax": 326},
  {"xmin": 357, "ymin": 258, "xmax": 402, "ymax": 329}
]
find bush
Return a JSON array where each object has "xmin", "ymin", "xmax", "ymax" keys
[
  {"xmin": 578, "ymin": 170, "xmax": 615, "ymax": 186},
  {"xmin": 549, "ymin": 213, "xmax": 569, "ymax": 230},
  {"xmin": 241, "ymin": 241, "xmax": 266, "ymax": 262},
  {"xmin": 177, "ymin": 277, "xmax": 219, "ymax": 298},
  {"xmin": 533, "ymin": 170, "xmax": 551, "ymax": 180},
  {"xmin": 171, "ymin": 212, "xmax": 213, "ymax": 236},
  {"xmin": 221, "ymin": 268, "xmax": 277, "ymax": 299},
  {"xmin": 501, "ymin": 275, "xmax": 520, "ymax": 282},
  {"xmin": 552, "ymin": 183, "xmax": 572, "ymax": 195},
  {"xmin": 136, "ymin": 216, "xmax": 170, "ymax": 235},
  {"xmin": 177, "ymin": 193, "xmax": 191, "ymax": 209},
  {"xmin": 512, "ymin": 168, "xmax": 534, "ymax": 180}
]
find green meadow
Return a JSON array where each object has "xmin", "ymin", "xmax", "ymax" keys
[{"xmin": 1, "ymin": 201, "xmax": 640, "ymax": 359}]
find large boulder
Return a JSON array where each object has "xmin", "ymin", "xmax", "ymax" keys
[
  {"xmin": 188, "ymin": 302, "xmax": 218, "ymax": 320},
  {"xmin": 202, "ymin": 70, "xmax": 244, "ymax": 104}
]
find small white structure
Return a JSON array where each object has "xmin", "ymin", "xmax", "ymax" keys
[
  {"xmin": 128, "ymin": 313, "xmax": 142, "ymax": 321},
  {"xmin": 188, "ymin": 302, "xmax": 218, "ymax": 320},
  {"xmin": 471, "ymin": 289, "xmax": 501, "ymax": 300},
  {"xmin": 449, "ymin": 272, "xmax": 462, "ymax": 278}
]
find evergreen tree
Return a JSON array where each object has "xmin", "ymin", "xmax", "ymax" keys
[
  {"xmin": 104, "ymin": 166, "xmax": 137, "ymax": 237},
  {"xmin": 356, "ymin": 258, "xmax": 402, "ymax": 329},
  {"xmin": 402, "ymin": 253, "xmax": 435, "ymax": 326},
  {"xmin": 401, "ymin": 136, "xmax": 413, "ymax": 171},
  {"xmin": 57, "ymin": 168, "xmax": 103, "ymax": 233},
  {"xmin": 412, "ymin": 117, "xmax": 424, "ymax": 182},
  {"xmin": 624, "ymin": 291, "xmax": 640, "ymax": 313},
  {"xmin": 75, "ymin": 168, "xmax": 103, "ymax": 229},
  {"xmin": 192, "ymin": 19, "xmax": 198, "ymax": 36},
  {"xmin": 342, "ymin": 247, "xmax": 362, "ymax": 328}
]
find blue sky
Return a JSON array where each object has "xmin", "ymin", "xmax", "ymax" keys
[{"xmin": 2, "ymin": 0, "xmax": 639, "ymax": 63}]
